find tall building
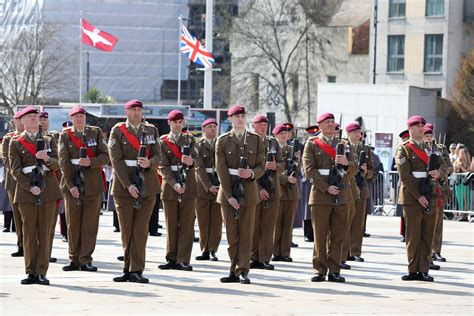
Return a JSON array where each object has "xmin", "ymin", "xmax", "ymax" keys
[{"xmin": 369, "ymin": 0, "xmax": 474, "ymax": 100}]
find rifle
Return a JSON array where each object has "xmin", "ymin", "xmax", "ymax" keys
[
  {"xmin": 258, "ymin": 137, "xmax": 276, "ymax": 208},
  {"xmin": 328, "ymin": 115, "xmax": 345, "ymax": 205},
  {"xmin": 285, "ymin": 138, "xmax": 300, "ymax": 189},
  {"xmin": 355, "ymin": 141, "xmax": 368, "ymax": 188},
  {"xmin": 177, "ymin": 130, "xmax": 191, "ymax": 203},
  {"xmin": 133, "ymin": 117, "xmax": 147, "ymax": 209},
  {"xmin": 232, "ymin": 131, "xmax": 247, "ymax": 219},
  {"xmin": 420, "ymin": 140, "xmax": 439, "ymax": 214},
  {"xmin": 73, "ymin": 129, "xmax": 88, "ymax": 205},
  {"xmin": 32, "ymin": 124, "xmax": 45, "ymax": 206}
]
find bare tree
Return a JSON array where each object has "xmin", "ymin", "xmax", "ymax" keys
[{"xmin": 0, "ymin": 23, "xmax": 76, "ymax": 115}]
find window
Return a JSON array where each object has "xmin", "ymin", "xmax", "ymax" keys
[
  {"xmin": 327, "ymin": 75, "xmax": 336, "ymax": 83},
  {"xmin": 424, "ymin": 34, "xmax": 443, "ymax": 73},
  {"xmin": 389, "ymin": 0, "xmax": 406, "ymax": 18},
  {"xmin": 426, "ymin": 0, "xmax": 444, "ymax": 16},
  {"xmin": 387, "ymin": 35, "xmax": 405, "ymax": 73}
]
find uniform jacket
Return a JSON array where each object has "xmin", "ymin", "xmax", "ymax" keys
[
  {"xmin": 257, "ymin": 136, "xmax": 285, "ymax": 202},
  {"xmin": 195, "ymin": 137, "xmax": 218, "ymax": 201},
  {"xmin": 2, "ymin": 132, "xmax": 18, "ymax": 193},
  {"xmin": 278, "ymin": 143, "xmax": 301, "ymax": 201}
]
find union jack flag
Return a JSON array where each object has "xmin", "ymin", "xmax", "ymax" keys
[{"xmin": 180, "ymin": 25, "xmax": 214, "ymax": 68}]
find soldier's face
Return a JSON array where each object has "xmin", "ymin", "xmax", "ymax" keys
[
  {"xmin": 125, "ymin": 107, "xmax": 143, "ymax": 125},
  {"xmin": 409, "ymin": 123, "xmax": 425, "ymax": 139},
  {"xmin": 319, "ymin": 119, "xmax": 335, "ymax": 135},
  {"xmin": 348, "ymin": 129, "xmax": 361, "ymax": 142},
  {"xmin": 203, "ymin": 123, "xmax": 217, "ymax": 139},
  {"xmin": 424, "ymin": 133, "xmax": 433, "ymax": 143},
  {"xmin": 71, "ymin": 113, "xmax": 86, "ymax": 130},
  {"xmin": 229, "ymin": 113, "xmax": 246, "ymax": 129},
  {"xmin": 274, "ymin": 131, "xmax": 288, "ymax": 143},
  {"xmin": 169, "ymin": 119, "xmax": 184, "ymax": 133},
  {"xmin": 21, "ymin": 113, "xmax": 39, "ymax": 131},
  {"xmin": 40, "ymin": 117, "xmax": 49, "ymax": 131},
  {"xmin": 13, "ymin": 118, "xmax": 25, "ymax": 133},
  {"xmin": 252, "ymin": 122, "xmax": 268, "ymax": 136}
]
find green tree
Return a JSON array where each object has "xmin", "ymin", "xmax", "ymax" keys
[{"xmin": 85, "ymin": 87, "xmax": 115, "ymax": 104}]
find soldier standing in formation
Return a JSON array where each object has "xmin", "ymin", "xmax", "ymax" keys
[
  {"xmin": 396, "ymin": 115, "xmax": 448, "ymax": 282},
  {"xmin": 216, "ymin": 105, "xmax": 265, "ymax": 284},
  {"xmin": 397, "ymin": 130, "xmax": 410, "ymax": 243},
  {"xmin": 303, "ymin": 113, "xmax": 357, "ymax": 283},
  {"xmin": 158, "ymin": 110, "xmax": 197, "ymax": 271},
  {"xmin": 59, "ymin": 106, "xmax": 110, "ymax": 272},
  {"xmin": 194, "ymin": 118, "xmax": 222, "ymax": 262},
  {"xmin": 3, "ymin": 111, "xmax": 24, "ymax": 258},
  {"xmin": 109, "ymin": 100, "xmax": 161, "ymax": 283},
  {"xmin": 9, "ymin": 107, "xmax": 62, "ymax": 285}
]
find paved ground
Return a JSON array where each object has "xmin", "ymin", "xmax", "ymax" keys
[{"xmin": 0, "ymin": 213, "xmax": 473, "ymax": 315}]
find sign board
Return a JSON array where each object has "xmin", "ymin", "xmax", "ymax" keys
[{"xmin": 374, "ymin": 132, "xmax": 393, "ymax": 172}]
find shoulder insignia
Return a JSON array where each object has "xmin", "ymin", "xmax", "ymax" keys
[
  {"xmin": 217, "ymin": 132, "xmax": 230, "ymax": 140},
  {"xmin": 108, "ymin": 137, "xmax": 117, "ymax": 148},
  {"xmin": 58, "ymin": 142, "xmax": 65, "ymax": 151}
]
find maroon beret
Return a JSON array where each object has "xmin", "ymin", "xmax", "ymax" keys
[
  {"xmin": 305, "ymin": 125, "xmax": 319, "ymax": 133},
  {"xmin": 68, "ymin": 106, "xmax": 86, "ymax": 116},
  {"xmin": 252, "ymin": 114, "xmax": 268, "ymax": 124},
  {"xmin": 227, "ymin": 105, "xmax": 246, "ymax": 117},
  {"xmin": 18, "ymin": 106, "xmax": 39, "ymax": 118},
  {"xmin": 202, "ymin": 118, "xmax": 218, "ymax": 127},
  {"xmin": 13, "ymin": 111, "xmax": 22, "ymax": 120},
  {"xmin": 425, "ymin": 123, "xmax": 434, "ymax": 130},
  {"xmin": 407, "ymin": 115, "xmax": 426, "ymax": 126},
  {"xmin": 317, "ymin": 112, "xmax": 335, "ymax": 123},
  {"xmin": 345, "ymin": 122, "xmax": 361, "ymax": 133},
  {"xmin": 424, "ymin": 126, "xmax": 433, "ymax": 135},
  {"xmin": 399, "ymin": 130, "xmax": 409, "ymax": 139},
  {"xmin": 272, "ymin": 124, "xmax": 287, "ymax": 135},
  {"xmin": 39, "ymin": 111, "xmax": 49, "ymax": 119},
  {"xmin": 283, "ymin": 122, "xmax": 294, "ymax": 131},
  {"xmin": 168, "ymin": 110, "xmax": 184, "ymax": 121},
  {"xmin": 125, "ymin": 99, "xmax": 143, "ymax": 110}
]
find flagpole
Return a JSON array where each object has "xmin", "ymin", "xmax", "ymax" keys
[
  {"xmin": 79, "ymin": 10, "xmax": 83, "ymax": 104},
  {"xmin": 203, "ymin": 0, "xmax": 213, "ymax": 109},
  {"xmin": 177, "ymin": 15, "xmax": 183, "ymax": 106}
]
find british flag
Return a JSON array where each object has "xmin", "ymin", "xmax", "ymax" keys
[{"xmin": 180, "ymin": 25, "xmax": 214, "ymax": 68}]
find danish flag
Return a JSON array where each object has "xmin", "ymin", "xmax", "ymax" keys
[
  {"xmin": 180, "ymin": 25, "xmax": 214, "ymax": 68},
  {"xmin": 81, "ymin": 19, "xmax": 118, "ymax": 52}
]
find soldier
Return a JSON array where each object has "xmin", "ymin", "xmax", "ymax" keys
[
  {"xmin": 109, "ymin": 99, "xmax": 161, "ymax": 283},
  {"xmin": 158, "ymin": 110, "xmax": 197, "ymax": 271},
  {"xmin": 423, "ymin": 124, "xmax": 453, "ymax": 263},
  {"xmin": 250, "ymin": 115, "xmax": 284, "ymax": 270},
  {"xmin": 194, "ymin": 118, "xmax": 222, "ymax": 261},
  {"xmin": 302, "ymin": 125, "xmax": 319, "ymax": 243},
  {"xmin": 302, "ymin": 113, "xmax": 357, "ymax": 283},
  {"xmin": 9, "ymin": 106, "xmax": 62, "ymax": 285},
  {"xmin": 397, "ymin": 130, "xmax": 410, "ymax": 242},
  {"xmin": 396, "ymin": 115, "xmax": 448, "ymax": 282},
  {"xmin": 273, "ymin": 124, "xmax": 301, "ymax": 262},
  {"xmin": 59, "ymin": 106, "xmax": 110, "ymax": 272},
  {"xmin": 345, "ymin": 122, "xmax": 374, "ymax": 263},
  {"xmin": 216, "ymin": 105, "xmax": 265, "ymax": 284},
  {"xmin": 2, "ymin": 112, "xmax": 25, "ymax": 257}
]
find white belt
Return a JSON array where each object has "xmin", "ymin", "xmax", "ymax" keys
[
  {"xmin": 71, "ymin": 159, "xmax": 80, "ymax": 165},
  {"xmin": 125, "ymin": 160, "xmax": 137, "ymax": 167},
  {"xmin": 22, "ymin": 165, "xmax": 50, "ymax": 174},
  {"xmin": 205, "ymin": 168, "xmax": 215, "ymax": 173},
  {"xmin": 228, "ymin": 168, "xmax": 239, "ymax": 176},
  {"xmin": 412, "ymin": 171, "xmax": 427, "ymax": 178},
  {"xmin": 170, "ymin": 165, "xmax": 179, "ymax": 171},
  {"xmin": 318, "ymin": 169, "xmax": 330, "ymax": 176}
]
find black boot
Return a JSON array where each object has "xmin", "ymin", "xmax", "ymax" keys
[
  {"xmin": 21, "ymin": 274, "xmax": 36, "ymax": 285},
  {"xmin": 11, "ymin": 246, "xmax": 23, "ymax": 257},
  {"xmin": 220, "ymin": 272, "xmax": 239, "ymax": 283},
  {"xmin": 195, "ymin": 251, "xmax": 210, "ymax": 261}
]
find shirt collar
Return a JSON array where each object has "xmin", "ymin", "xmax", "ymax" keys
[{"xmin": 126, "ymin": 120, "xmax": 140, "ymax": 130}]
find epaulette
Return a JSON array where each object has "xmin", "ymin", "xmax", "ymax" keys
[
  {"xmin": 217, "ymin": 132, "xmax": 231, "ymax": 140},
  {"xmin": 159, "ymin": 134, "xmax": 168, "ymax": 140}
]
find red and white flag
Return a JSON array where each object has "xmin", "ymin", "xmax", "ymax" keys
[{"xmin": 81, "ymin": 19, "xmax": 118, "ymax": 52}]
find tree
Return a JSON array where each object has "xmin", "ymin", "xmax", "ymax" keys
[
  {"xmin": 0, "ymin": 23, "xmax": 76, "ymax": 115},
  {"xmin": 85, "ymin": 87, "xmax": 115, "ymax": 104}
]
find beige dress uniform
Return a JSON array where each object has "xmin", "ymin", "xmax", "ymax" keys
[
  {"xmin": 195, "ymin": 137, "xmax": 222, "ymax": 254},
  {"xmin": 159, "ymin": 133, "xmax": 198, "ymax": 265},
  {"xmin": 2, "ymin": 132, "xmax": 23, "ymax": 251},
  {"xmin": 216, "ymin": 130, "xmax": 265, "ymax": 276},
  {"xmin": 109, "ymin": 122, "xmax": 161, "ymax": 273},
  {"xmin": 303, "ymin": 134, "xmax": 357, "ymax": 275},
  {"xmin": 273, "ymin": 143, "xmax": 301, "ymax": 258},
  {"xmin": 251, "ymin": 136, "xmax": 285, "ymax": 264},
  {"xmin": 45, "ymin": 130, "xmax": 61, "ymax": 258},
  {"xmin": 9, "ymin": 132, "xmax": 62, "ymax": 276},
  {"xmin": 59, "ymin": 126, "xmax": 110, "ymax": 266},
  {"xmin": 396, "ymin": 139, "xmax": 448, "ymax": 273}
]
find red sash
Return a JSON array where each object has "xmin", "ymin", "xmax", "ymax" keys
[
  {"xmin": 162, "ymin": 136, "xmax": 183, "ymax": 161},
  {"xmin": 17, "ymin": 136, "xmax": 37, "ymax": 157},
  {"xmin": 119, "ymin": 123, "xmax": 150, "ymax": 157},
  {"xmin": 407, "ymin": 142, "xmax": 442, "ymax": 207},
  {"xmin": 313, "ymin": 138, "xmax": 336, "ymax": 159}
]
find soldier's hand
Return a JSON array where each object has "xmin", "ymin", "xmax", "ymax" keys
[
  {"xmin": 70, "ymin": 187, "xmax": 80, "ymax": 199},
  {"xmin": 294, "ymin": 151, "xmax": 301, "ymax": 161},
  {"xmin": 327, "ymin": 185, "xmax": 340, "ymax": 195},
  {"xmin": 228, "ymin": 197, "xmax": 240, "ymax": 210},
  {"xmin": 288, "ymin": 174, "xmax": 297, "ymax": 184},
  {"xmin": 209, "ymin": 186, "xmax": 219, "ymax": 195},
  {"xmin": 128, "ymin": 185, "xmax": 139, "ymax": 198},
  {"xmin": 36, "ymin": 150, "xmax": 50, "ymax": 162},
  {"xmin": 418, "ymin": 196, "xmax": 429, "ymax": 209},
  {"xmin": 260, "ymin": 189, "xmax": 270, "ymax": 200},
  {"xmin": 265, "ymin": 160, "xmax": 276, "ymax": 171},
  {"xmin": 173, "ymin": 183, "xmax": 185, "ymax": 194},
  {"xmin": 138, "ymin": 156, "xmax": 151, "ymax": 169},
  {"xmin": 30, "ymin": 186, "xmax": 41, "ymax": 196},
  {"xmin": 429, "ymin": 170, "xmax": 439, "ymax": 180},
  {"xmin": 181, "ymin": 155, "xmax": 193, "ymax": 166},
  {"xmin": 79, "ymin": 156, "xmax": 91, "ymax": 167},
  {"xmin": 360, "ymin": 163, "xmax": 368, "ymax": 174},
  {"xmin": 335, "ymin": 155, "xmax": 348, "ymax": 166},
  {"xmin": 238, "ymin": 168, "xmax": 253, "ymax": 179}
]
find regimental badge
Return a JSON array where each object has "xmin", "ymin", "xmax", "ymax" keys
[
  {"xmin": 108, "ymin": 138, "xmax": 117, "ymax": 147},
  {"xmin": 397, "ymin": 157, "xmax": 407, "ymax": 165},
  {"xmin": 145, "ymin": 135, "xmax": 156, "ymax": 145},
  {"xmin": 87, "ymin": 138, "xmax": 97, "ymax": 147}
]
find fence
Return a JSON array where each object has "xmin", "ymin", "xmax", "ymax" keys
[{"xmin": 368, "ymin": 171, "xmax": 473, "ymax": 216}]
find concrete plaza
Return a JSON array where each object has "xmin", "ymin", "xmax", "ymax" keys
[{"xmin": 0, "ymin": 213, "xmax": 473, "ymax": 315}]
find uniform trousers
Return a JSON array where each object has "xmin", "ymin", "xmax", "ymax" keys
[{"xmin": 195, "ymin": 197, "xmax": 222, "ymax": 252}]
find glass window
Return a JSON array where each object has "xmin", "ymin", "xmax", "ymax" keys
[
  {"xmin": 327, "ymin": 75, "xmax": 336, "ymax": 83},
  {"xmin": 387, "ymin": 35, "xmax": 405, "ymax": 73},
  {"xmin": 426, "ymin": 0, "xmax": 444, "ymax": 16},
  {"xmin": 389, "ymin": 0, "xmax": 406, "ymax": 18},
  {"xmin": 424, "ymin": 34, "xmax": 443, "ymax": 73}
]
